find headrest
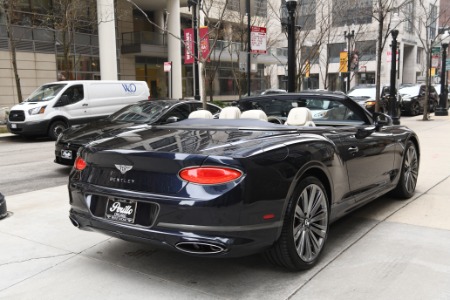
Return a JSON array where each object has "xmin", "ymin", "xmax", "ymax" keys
[
  {"xmin": 285, "ymin": 107, "xmax": 315, "ymax": 126},
  {"xmin": 219, "ymin": 106, "xmax": 241, "ymax": 119},
  {"xmin": 240, "ymin": 109, "xmax": 268, "ymax": 121},
  {"xmin": 188, "ymin": 110, "xmax": 213, "ymax": 119}
]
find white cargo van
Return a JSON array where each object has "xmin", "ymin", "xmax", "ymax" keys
[{"xmin": 7, "ymin": 80, "xmax": 150, "ymax": 139}]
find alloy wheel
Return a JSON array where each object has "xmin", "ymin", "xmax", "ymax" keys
[
  {"xmin": 293, "ymin": 183, "xmax": 328, "ymax": 262},
  {"xmin": 403, "ymin": 145, "xmax": 418, "ymax": 195}
]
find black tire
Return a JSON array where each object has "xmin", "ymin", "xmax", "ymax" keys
[
  {"xmin": 48, "ymin": 121, "xmax": 68, "ymax": 140},
  {"xmin": 391, "ymin": 141, "xmax": 419, "ymax": 199},
  {"xmin": 264, "ymin": 176, "xmax": 329, "ymax": 271},
  {"xmin": 409, "ymin": 101, "xmax": 420, "ymax": 116}
]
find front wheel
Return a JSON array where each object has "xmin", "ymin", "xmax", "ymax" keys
[
  {"xmin": 264, "ymin": 176, "xmax": 329, "ymax": 271},
  {"xmin": 48, "ymin": 121, "xmax": 68, "ymax": 140},
  {"xmin": 409, "ymin": 101, "xmax": 420, "ymax": 116},
  {"xmin": 391, "ymin": 141, "xmax": 419, "ymax": 199}
]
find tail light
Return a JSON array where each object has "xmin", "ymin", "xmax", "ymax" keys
[
  {"xmin": 179, "ymin": 167, "xmax": 242, "ymax": 184},
  {"xmin": 74, "ymin": 156, "xmax": 87, "ymax": 171}
]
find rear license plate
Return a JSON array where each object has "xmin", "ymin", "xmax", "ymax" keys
[
  {"xmin": 61, "ymin": 150, "xmax": 72, "ymax": 160},
  {"xmin": 11, "ymin": 124, "xmax": 17, "ymax": 129},
  {"xmin": 105, "ymin": 198, "xmax": 137, "ymax": 224}
]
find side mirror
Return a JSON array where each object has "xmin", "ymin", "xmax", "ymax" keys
[
  {"xmin": 55, "ymin": 95, "xmax": 70, "ymax": 107},
  {"xmin": 165, "ymin": 116, "xmax": 179, "ymax": 123},
  {"xmin": 373, "ymin": 112, "xmax": 393, "ymax": 128}
]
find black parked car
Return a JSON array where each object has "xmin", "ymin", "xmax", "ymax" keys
[
  {"xmin": 55, "ymin": 99, "xmax": 221, "ymax": 165},
  {"xmin": 69, "ymin": 91, "xmax": 420, "ymax": 271},
  {"xmin": 399, "ymin": 84, "xmax": 439, "ymax": 116}
]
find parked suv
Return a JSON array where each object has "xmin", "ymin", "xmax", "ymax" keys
[{"xmin": 398, "ymin": 84, "xmax": 438, "ymax": 116}]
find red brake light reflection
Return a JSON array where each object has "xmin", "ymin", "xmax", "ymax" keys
[
  {"xmin": 74, "ymin": 157, "xmax": 87, "ymax": 171},
  {"xmin": 179, "ymin": 167, "xmax": 242, "ymax": 184}
]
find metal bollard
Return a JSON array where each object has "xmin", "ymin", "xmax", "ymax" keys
[{"xmin": 0, "ymin": 192, "xmax": 7, "ymax": 219}]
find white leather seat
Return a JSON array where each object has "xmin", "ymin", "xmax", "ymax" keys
[
  {"xmin": 285, "ymin": 107, "xmax": 315, "ymax": 126},
  {"xmin": 188, "ymin": 110, "xmax": 213, "ymax": 119},
  {"xmin": 219, "ymin": 106, "xmax": 241, "ymax": 119},
  {"xmin": 240, "ymin": 109, "xmax": 268, "ymax": 121}
]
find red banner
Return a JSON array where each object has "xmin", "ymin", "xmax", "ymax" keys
[
  {"xmin": 184, "ymin": 27, "xmax": 210, "ymax": 64},
  {"xmin": 200, "ymin": 27, "xmax": 210, "ymax": 62},
  {"xmin": 184, "ymin": 28, "xmax": 194, "ymax": 64}
]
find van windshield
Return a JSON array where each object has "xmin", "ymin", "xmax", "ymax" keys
[{"xmin": 25, "ymin": 84, "xmax": 67, "ymax": 102}]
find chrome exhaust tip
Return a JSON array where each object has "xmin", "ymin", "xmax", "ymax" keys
[
  {"xmin": 175, "ymin": 241, "xmax": 226, "ymax": 255},
  {"xmin": 69, "ymin": 216, "xmax": 80, "ymax": 228}
]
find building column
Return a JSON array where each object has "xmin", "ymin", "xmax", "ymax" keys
[
  {"xmin": 167, "ymin": 0, "xmax": 183, "ymax": 99},
  {"xmin": 97, "ymin": 0, "xmax": 118, "ymax": 80}
]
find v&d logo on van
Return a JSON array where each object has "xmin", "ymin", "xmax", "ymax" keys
[{"xmin": 122, "ymin": 83, "xmax": 137, "ymax": 93}]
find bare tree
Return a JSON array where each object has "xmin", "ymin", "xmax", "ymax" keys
[
  {"xmin": 49, "ymin": 0, "xmax": 97, "ymax": 80},
  {"xmin": 408, "ymin": 0, "xmax": 450, "ymax": 120},
  {"xmin": 371, "ymin": 0, "xmax": 405, "ymax": 113},
  {"xmin": 3, "ymin": 0, "xmax": 23, "ymax": 103}
]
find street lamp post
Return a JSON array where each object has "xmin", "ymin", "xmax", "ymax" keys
[
  {"xmin": 389, "ymin": 29, "xmax": 400, "ymax": 125},
  {"xmin": 344, "ymin": 30, "xmax": 354, "ymax": 92},
  {"xmin": 286, "ymin": 0, "xmax": 297, "ymax": 92},
  {"xmin": 436, "ymin": 42, "xmax": 449, "ymax": 116}
]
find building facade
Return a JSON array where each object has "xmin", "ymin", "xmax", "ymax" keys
[{"xmin": 0, "ymin": 0, "xmax": 444, "ymax": 110}]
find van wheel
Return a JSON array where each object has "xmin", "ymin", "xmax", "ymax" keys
[{"xmin": 48, "ymin": 121, "xmax": 67, "ymax": 140}]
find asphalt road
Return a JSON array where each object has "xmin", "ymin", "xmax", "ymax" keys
[{"xmin": 0, "ymin": 134, "xmax": 71, "ymax": 196}]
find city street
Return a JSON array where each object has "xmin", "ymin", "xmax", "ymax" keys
[
  {"xmin": 1, "ymin": 115, "xmax": 450, "ymax": 299},
  {"xmin": 0, "ymin": 134, "xmax": 70, "ymax": 196}
]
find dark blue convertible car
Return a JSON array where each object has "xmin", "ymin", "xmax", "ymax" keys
[{"xmin": 68, "ymin": 91, "xmax": 420, "ymax": 271}]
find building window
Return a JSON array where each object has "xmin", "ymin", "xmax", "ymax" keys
[
  {"xmin": 301, "ymin": 44, "xmax": 320, "ymax": 64},
  {"xmin": 297, "ymin": 0, "xmax": 316, "ymax": 30},
  {"xmin": 228, "ymin": 0, "xmax": 267, "ymax": 17},
  {"xmin": 403, "ymin": 1, "xmax": 414, "ymax": 33},
  {"xmin": 328, "ymin": 43, "xmax": 346, "ymax": 63},
  {"xmin": 332, "ymin": 0, "xmax": 372, "ymax": 27},
  {"xmin": 429, "ymin": 4, "xmax": 437, "ymax": 39},
  {"xmin": 355, "ymin": 40, "xmax": 376, "ymax": 62},
  {"xmin": 417, "ymin": 47, "xmax": 423, "ymax": 64}
]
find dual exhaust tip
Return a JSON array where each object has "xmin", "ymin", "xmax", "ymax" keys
[
  {"xmin": 69, "ymin": 216, "xmax": 226, "ymax": 255},
  {"xmin": 175, "ymin": 241, "xmax": 226, "ymax": 255}
]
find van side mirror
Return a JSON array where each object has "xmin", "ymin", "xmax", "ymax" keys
[{"xmin": 55, "ymin": 95, "xmax": 70, "ymax": 107}]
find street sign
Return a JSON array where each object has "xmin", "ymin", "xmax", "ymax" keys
[{"xmin": 250, "ymin": 26, "xmax": 267, "ymax": 54}]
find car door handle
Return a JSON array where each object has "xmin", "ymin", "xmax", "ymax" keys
[
  {"xmin": 348, "ymin": 146, "xmax": 359, "ymax": 153},
  {"xmin": 82, "ymin": 103, "xmax": 88, "ymax": 107}
]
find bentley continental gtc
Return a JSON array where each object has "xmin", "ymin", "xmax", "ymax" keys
[{"xmin": 68, "ymin": 91, "xmax": 420, "ymax": 271}]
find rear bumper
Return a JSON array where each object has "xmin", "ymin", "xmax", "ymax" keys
[{"xmin": 68, "ymin": 182, "xmax": 284, "ymax": 258}]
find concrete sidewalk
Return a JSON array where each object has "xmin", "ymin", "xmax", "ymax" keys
[{"xmin": 1, "ymin": 114, "xmax": 450, "ymax": 299}]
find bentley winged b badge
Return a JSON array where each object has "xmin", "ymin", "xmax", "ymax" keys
[{"xmin": 115, "ymin": 164, "xmax": 133, "ymax": 174}]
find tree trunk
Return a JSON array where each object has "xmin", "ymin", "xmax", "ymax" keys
[{"xmin": 5, "ymin": 0, "xmax": 23, "ymax": 103}]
